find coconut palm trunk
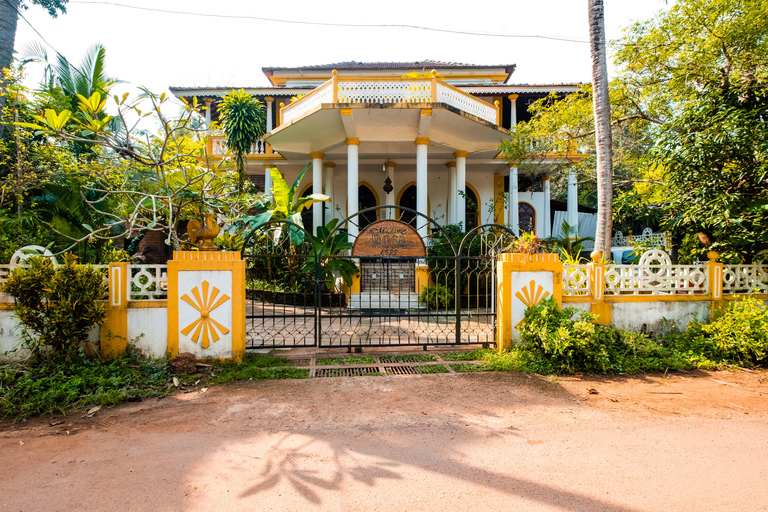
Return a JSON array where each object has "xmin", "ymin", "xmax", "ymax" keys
[
  {"xmin": 0, "ymin": 0, "xmax": 20, "ymax": 139},
  {"xmin": 588, "ymin": 0, "xmax": 614, "ymax": 258}
]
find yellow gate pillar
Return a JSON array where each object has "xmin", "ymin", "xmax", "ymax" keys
[
  {"xmin": 496, "ymin": 253, "xmax": 562, "ymax": 352},
  {"xmin": 101, "ymin": 262, "xmax": 130, "ymax": 358},
  {"xmin": 167, "ymin": 251, "xmax": 246, "ymax": 363}
]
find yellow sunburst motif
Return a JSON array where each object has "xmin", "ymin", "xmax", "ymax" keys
[
  {"xmin": 514, "ymin": 280, "xmax": 550, "ymax": 328},
  {"xmin": 180, "ymin": 280, "xmax": 231, "ymax": 349}
]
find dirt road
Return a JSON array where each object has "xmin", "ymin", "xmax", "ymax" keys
[{"xmin": 2, "ymin": 369, "xmax": 768, "ymax": 511}]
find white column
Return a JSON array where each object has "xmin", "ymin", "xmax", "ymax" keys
[
  {"xmin": 446, "ymin": 162, "xmax": 456, "ymax": 225},
  {"xmin": 265, "ymin": 97, "xmax": 274, "ymax": 132},
  {"xmin": 311, "ymin": 152, "xmax": 324, "ymax": 235},
  {"xmin": 263, "ymin": 164, "xmax": 272, "ymax": 198},
  {"xmin": 346, "ymin": 138, "xmax": 360, "ymax": 239},
  {"xmin": 543, "ymin": 176, "xmax": 552, "ymax": 238},
  {"xmin": 385, "ymin": 161, "xmax": 396, "ymax": 220},
  {"xmin": 455, "ymin": 150, "xmax": 467, "ymax": 229},
  {"xmin": 509, "ymin": 165, "xmax": 519, "ymax": 235},
  {"xmin": 508, "ymin": 94, "xmax": 518, "ymax": 129},
  {"xmin": 415, "ymin": 138, "xmax": 430, "ymax": 239},
  {"xmin": 324, "ymin": 162, "xmax": 336, "ymax": 223},
  {"xmin": 567, "ymin": 167, "xmax": 579, "ymax": 235},
  {"xmin": 204, "ymin": 99, "xmax": 212, "ymax": 135}
]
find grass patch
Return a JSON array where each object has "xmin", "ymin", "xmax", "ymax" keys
[
  {"xmin": 414, "ymin": 364, "xmax": 450, "ymax": 374},
  {"xmin": 215, "ymin": 366, "xmax": 309, "ymax": 383},
  {"xmin": 237, "ymin": 353, "xmax": 295, "ymax": 368},
  {"xmin": 316, "ymin": 356, "xmax": 375, "ymax": 366},
  {"xmin": 379, "ymin": 354, "xmax": 438, "ymax": 363},
  {"xmin": 440, "ymin": 350, "xmax": 486, "ymax": 361},
  {"xmin": 214, "ymin": 354, "xmax": 308, "ymax": 383},
  {"xmin": 0, "ymin": 351, "xmax": 173, "ymax": 420},
  {"xmin": 450, "ymin": 362, "xmax": 493, "ymax": 373}
]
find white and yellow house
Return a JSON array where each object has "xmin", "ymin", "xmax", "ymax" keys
[{"xmin": 170, "ymin": 60, "xmax": 589, "ymax": 239}]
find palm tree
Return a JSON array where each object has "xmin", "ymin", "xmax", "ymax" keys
[
  {"xmin": 22, "ymin": 42, "xmax": 116, "ymax": 105},
  {"xmin": 588, "ymin": 0, "xmax": 614, "ymax": 258},
  {"xmin": 217, "ymin": 89, "xmax": 265, "ymax": 192},
  {"xmin": 22, "ymin": 42, "xmax": 118, "ymax": 157}
]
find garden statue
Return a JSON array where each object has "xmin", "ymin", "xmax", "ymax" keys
[{"xmin": 188, "ymin": 213, "xmax": 220, "ymax": 251}]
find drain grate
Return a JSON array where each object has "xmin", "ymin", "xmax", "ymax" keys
[
  {"xmin": 315, "ymin": 367, "xmax": 381, "ymax": 378},
  {"xmin": 379, "ymin": 354, "xmax": 438, "ymax": 363},
  {"xmin": 384, "ymin": 365, "xmax": 418, "ymax": 375},
  {"xmin": 383, "ymin": 364, "xmax": 450, "ymax": 375}
]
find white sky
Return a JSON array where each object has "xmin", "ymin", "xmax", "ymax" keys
[{"xmin": 14, "ymin": 0, "xmax": 671, "ymax": 95}]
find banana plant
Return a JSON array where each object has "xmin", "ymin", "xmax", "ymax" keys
[
  {"xmin": 303, "ymin": 218, "xmax": 359, "ymax": 291},
  {"xmin": 232, "ymin": 162, "xmax": 329, "ymax": 244}
]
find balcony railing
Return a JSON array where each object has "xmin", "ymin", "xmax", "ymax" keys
[
  {"xmin": 209, "ymin": 132, "xmax": 275, "ymax": 156},
  {"xmin": 280, "ymin": 72, "xmax": 501, "ymax": 126}
]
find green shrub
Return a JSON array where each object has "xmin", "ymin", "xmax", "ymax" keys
[
  {"xmin": 517, "ymin": 297, "xmax": 692, "ymax": 374},
  {"xmin": 670, "ymin": 298, "xmax": 768, "ymax": 367},
  {"xmin": 0, "ymin": 350, "xmax": 173, "ymax": 419},
  {"xmin": 419, "ymin": 284, "xmax": 454, "ymax": 310},
  {"xmin": 1, "ymin": 254, "xmax": 107, "ymax": 359}
]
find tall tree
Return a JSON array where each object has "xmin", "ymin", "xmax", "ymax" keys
[
  {"xmin": 0, "ymin": 0, "xmax": 69, "ymax": 137},
  {"xmin": 217, "ymin": 89, "xmax": 265, "ymax": 193},
  {"xmin": 587, "ymin": 0, "xmax": 614, "ymax": 257}
]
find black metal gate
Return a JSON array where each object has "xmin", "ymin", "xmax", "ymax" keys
[{"xmin": 242, "ymin": 206, "xmax": 514, "ymax": 350}]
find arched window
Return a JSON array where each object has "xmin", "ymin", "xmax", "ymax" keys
[{"xmin": 519, "ymin": 202, "xmax": 536, "ymax": 234}]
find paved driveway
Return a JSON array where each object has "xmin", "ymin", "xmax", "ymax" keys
[{"xmin": 2, "ymin": 370, "xmax": 767, "ymax": 511}]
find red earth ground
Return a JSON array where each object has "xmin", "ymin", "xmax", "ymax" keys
[{"xmin": 1, "ymin": 368, "xmax": 768, "ymax": 511}]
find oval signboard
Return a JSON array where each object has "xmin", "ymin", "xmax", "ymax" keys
[{"xmin": 351, "ymin": 220, "xmax": 426, "ymax": 258}]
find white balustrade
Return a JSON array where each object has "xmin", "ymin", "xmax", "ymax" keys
[
  {"xmin": 337, "ymin": 80, "xmax": 432, "ymax": 104},
  {"xmin": 281, "ymin": 82, "xmax": 333, "ymax": 125},
  {"xmin": 129, "ymin": 264, "xmax": 168, "ymax": 301},
  {"xmin": 723, "ymin": 264, "xmax": 768, "ymax": 295},
  {"xmin": 605, "ymin": 248, "xmax": 707, "ymax": 295},
  {"xmin": 281, "ymin": 77, "xmax": 499, "ymax": 126},
  {"xmin": 562, "ymin": 265, "xmax": 591, "ymax": 296},
  {"xmin": 611, "ymin": 228, "xmax": 668, "ymax": 249},
  {"xmin": 436, "ymin": 83, "xmax": 497, "ymax": 124},
  {"xmin": 210, "ymin": 136, "xmax": 268, "ymax": 156}
]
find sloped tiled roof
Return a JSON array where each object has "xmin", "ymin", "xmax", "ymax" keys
[
  {"xmin": 262, "ymin": 61, "xmax": 516, "ymax": 84},
  {"xmin": 263, "ymin": 60, "xmax": 514, "ymax": 71}
]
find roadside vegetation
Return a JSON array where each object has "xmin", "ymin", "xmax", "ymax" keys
[{"xmin": 453, "ymin": 297, "xmax": 768, "ymax": 375}]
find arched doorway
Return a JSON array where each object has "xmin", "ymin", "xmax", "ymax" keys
[
  {"xmin": 357, "ymin": 183, "xmax": 378, "ymax": 230},
  {"xmin": 398, "ymin": 184, "xmax": 417, "ymax": 227},
  {"xmin": 465, "ymin": 186, "xmax": 480, "ymax": 231},
  {"xmin": 300, "ymin": 185, "xmax": 324, "ymax": 234},
  {"xmin": 519, "ymin": 202, "xmax": 536, "ymax": 234}
]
